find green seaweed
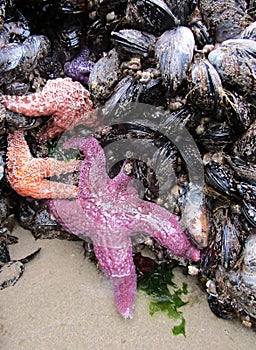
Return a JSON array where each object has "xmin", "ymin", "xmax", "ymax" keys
[
  {"xmin": 137, "ymin": 261, "xmax": 188, "ymax": 336},
  {"xmin": 47, "ymin": 139, "xmax": 80, "ymax": 161},
  {"xmin": 172, "ymin": 317, "xmax": 186, "ymax": 337}
]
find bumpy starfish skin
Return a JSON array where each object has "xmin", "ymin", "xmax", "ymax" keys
[
  {"xmin": 7, "ymin": 130, "xmax": 80, "ymax": 198},
  {"xmin": 64, "ymin": 47, "xmax": 95, "ymax": 86},
  {"xmin": 2, "ymin": 77, "xmax": 101, "ymax": 141},
  {"xmin": 48, "ymin": 137, "xmax": 200, "ymax": 318}
]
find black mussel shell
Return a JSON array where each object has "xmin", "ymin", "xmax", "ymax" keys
[{"xmin": 205, "ymin": 162, "xmax": 238, "ymax": 196}]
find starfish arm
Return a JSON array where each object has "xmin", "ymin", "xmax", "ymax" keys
[
  {"xmin": 3, "ymin": 78, "xmax": 95, "ymax": 142},
  {"xmin": 2, "ymin": 91, "xmax": 54, "ymax": 116},
  {"xmin": 47, "ymin": 199, "xmax": 90, "ymax": 235},
  {"xmin": 108, "ymin": 161, "xmax": 134, "ymax": 193},
  {"xmin": 7, "ymin": 130, "xmax": 32, "ymax": 162},
  {"xmin": 45, "ymin": 136, "xmax": 201, "ymax": 318},
  {"xmin": 64, "ymin": 136, "xmax": 109, "ymax": 196},
  {"xmin": 7, "ymin": 130, "xmax": 79, "ymax": 199},
  {"xmin": 112, "ymin": 273, "xmax": 137, "ymax": 319},
  {"xmin": 64, "ymin": 47, "xmax": 92, "ymax": 85},
  {"xmin": 9, "ymin": 178, "xmax": 78, "ymax": 199},
  {"xmin": 93, "ymin": 242, "xmax": 136, "ymax": 318},
  {"xmin": 67, "ymin": 109, "xmax": 103, "ymax": 130},
  {"xmin": 37, "ymin": 118, "xmax": 65, "ymax": 142},
  {"xmin": 35, "ymin": 180, "xmax": 78, "ymax": 199},
  {"xmin": 33, "ymin": 158, "xmax": 81, "ymax": 178},
  {"xmin": 38, "ymin": 110, "xmax": 103, "ymax": 142},
  {"xmin": 129, "ymin": 200, "xmax": 201, "ymax": 262}
]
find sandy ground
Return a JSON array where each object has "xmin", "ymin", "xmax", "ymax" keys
[{"xmin": 0, "ymin": 224, "xmax": 255, "ymax": 350}]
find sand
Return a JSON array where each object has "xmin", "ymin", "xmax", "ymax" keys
[{"xmin": 0, "ymin": 224, "xmax": 255, "ymax": 350}]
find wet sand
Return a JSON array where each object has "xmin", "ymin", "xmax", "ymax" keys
[{"xmin": 1, "ymin": 224, "xmax": 255, "ymax": 350}]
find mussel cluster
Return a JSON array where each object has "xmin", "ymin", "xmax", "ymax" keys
[{"xmin": 0, "ymin": 0, "xmax": 256, "ymax": 329}]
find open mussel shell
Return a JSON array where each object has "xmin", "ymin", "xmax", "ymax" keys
[
  {"xmin": 155, "ymin": 26, "xmax": 195, "ymax": 93},
  {"xmin": 0, "ymin": 247, "xmax": 41, "ymax": 290}
]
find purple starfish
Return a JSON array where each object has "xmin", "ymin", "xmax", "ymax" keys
[
  {"xmin": 48, "ymin": 137, "xmax": 200, "ymax": 318},
  {"xmin": 64, "ymin": 47, "xmax": 95, "ymax": 86}
]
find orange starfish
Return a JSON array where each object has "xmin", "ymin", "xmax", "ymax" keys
[
  {"xmin": 2, "ymin": 77, "xmax": 101, "ymax": 142},
  {"xmin": 6, "ymin": 130, "xmax": 80, "ymax": 199}
]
